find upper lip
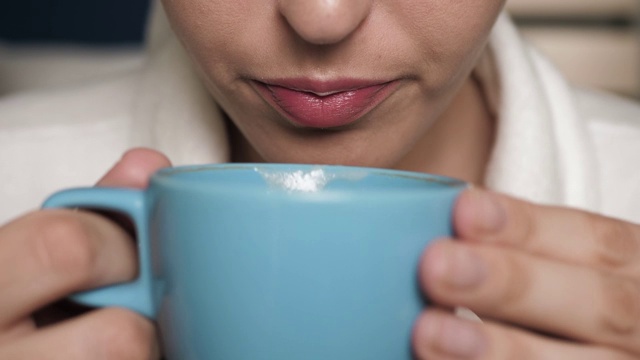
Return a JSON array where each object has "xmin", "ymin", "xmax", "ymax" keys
[{"xmin": 256, "ymin": 78, "xmax": 394, "ymax": 96}]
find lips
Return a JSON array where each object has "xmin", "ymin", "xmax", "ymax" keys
[{"xmin": 253, "ymin": 79, "xmax": 399, "ymax": 128}]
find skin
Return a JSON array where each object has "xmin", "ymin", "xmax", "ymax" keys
[
  {"xmin": 161, "ymin": 0, "xmax": 501, "ymax": 183},
  {"xmin": 0, "ymin": 149, "xmax": 166, "ymax": 359},
  {"xmin": 1, "ymin": 1, "xmax": 639, "ymax": 359}
]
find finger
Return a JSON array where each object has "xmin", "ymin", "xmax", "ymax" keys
[
  {"xmin": 0, "ymin": 209, "xmax": 136, "ymax": 328},
  {"xmin": 97, "ymin": 148, "xmax": 172, "ymax": 188},
  {"xmin": 454, "ymin": 188, "xmax": 640, "ymax": 275},
  {"xmin": 95, "ymin": 148, "xmax": 172, "ymax": 233},
  {"xmin": 0, "ymin": 319, "xmax": 35, "ymax": 345},
  {"xmin": 413, "ymin": 309, "xmax": 636, "ymax": 360},
  {"xmin": 421, "ymin": 240, "xmax": 640, "ymax": 354},
  {"xmin": 0, "ymin": 308, "xmax": 159, "ymax": 360}
]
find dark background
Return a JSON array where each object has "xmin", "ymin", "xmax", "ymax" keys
[{"xmin": 0, "ymin": 0, "xmax": 151, "ymax": 45}]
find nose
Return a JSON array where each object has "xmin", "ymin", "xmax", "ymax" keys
[{"xmin": 278, "ymin": 0, "xmax": 373, "ymax": 45}]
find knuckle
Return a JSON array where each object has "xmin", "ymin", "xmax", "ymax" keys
[
  {"xmin": 496, "ymin": 255, "xmax": 531, "ymax": 309},
  {"xmin": 508, "ymin": 200, "xmax": 538, "ymax": 247},
  {"xmin": 498, "ymin": 329, "xmax": 535, "ymax": 360},
  {"xmin": 598, "ymin": 274, "xmax": 640, "ymax": 336},
  {"xmin": 30, "ymin": 210, "xmax": 98, "ymax": 282},
  {"xmin": 96, "ymin": 308, "xmax": 157, "ymax": 360},
  {"xmin": 590, "ymin": 216, "xmax": 639, "ymax": 268}
]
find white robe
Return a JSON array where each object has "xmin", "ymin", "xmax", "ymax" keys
[{"xmin": 1, "ymin": 11, "xmax": 640, "ymax": 224}]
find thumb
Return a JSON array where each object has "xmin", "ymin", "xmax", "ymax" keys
[{"xmin": 97, "ymin": 148, "xmax": 172, "ymax": 188}]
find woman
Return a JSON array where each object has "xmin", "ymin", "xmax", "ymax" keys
[{"xmin": 1, "ymin": 0, "xmax": 640, "ymax": 358}]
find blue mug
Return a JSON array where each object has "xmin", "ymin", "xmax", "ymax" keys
[{"xmin": 43, "ymin": 164, "xmax": 466, "ymax": 360}]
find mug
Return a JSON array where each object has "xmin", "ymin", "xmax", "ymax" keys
[{"xmin": 43, "ymin": 163, "xmax": 466, "ymax": 359}]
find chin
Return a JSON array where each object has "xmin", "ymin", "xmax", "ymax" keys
[{"xmin": 261, "ymin": 148, "xmax": 397, "ymax": 169}]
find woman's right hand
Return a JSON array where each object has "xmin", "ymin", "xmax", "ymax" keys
[{"xmin": 0, "ymin": 148, "xmax": 170, "ymax": 359}]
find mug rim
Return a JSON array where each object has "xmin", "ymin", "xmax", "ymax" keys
[{"xmin": 153, "ymin": 163, "xmax": 468, "ymax": 189}]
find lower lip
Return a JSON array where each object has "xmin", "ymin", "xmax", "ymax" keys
[{"xmin": 254, "ymin": 81, "xmax": 398, "ymax": 128}]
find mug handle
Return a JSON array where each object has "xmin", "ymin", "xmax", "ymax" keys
[{"xmin": 42, "ymin": 188, "xmax": 156, "ymax": 318}]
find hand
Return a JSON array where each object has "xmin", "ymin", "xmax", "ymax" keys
[
  {"xmin": 0, "ymin": 148, "xmax": 170, "ymax": 359},
  {"xmin": 414, "ymin": 188, "xmax": 640, "ymax": 359}
]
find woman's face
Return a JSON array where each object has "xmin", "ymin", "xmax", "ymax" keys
[{"xmin": 162, "ymin": 0, "xmax": 505, "ymax": 168}]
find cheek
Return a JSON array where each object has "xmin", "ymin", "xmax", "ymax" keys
[
  {"xmin": 393, "ymin": 1, "xmax": 504, "ymax": 88},
  {"xmin": 162, "ymin": 0, "xmax": 272, "ymax": 76},
  {"xmin": 161, "ymin": 0, "xmax": 282, "ymax": 121}
]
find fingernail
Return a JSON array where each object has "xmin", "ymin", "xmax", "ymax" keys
[
  {"xmin": 424, "ymin": 313, "xmax": 487, "ymax": 358},
  {"xmin": 434, "ymin": 244, "xmax": 487, "ymax": 289},
  {"xmin": 470, "ymin": 190, "xmax": 506, "ymax": 234}
]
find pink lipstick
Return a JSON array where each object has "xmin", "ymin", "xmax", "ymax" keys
[{"xmin": 254, "ymin": 79, "xmax": 399, "ymax": 128}]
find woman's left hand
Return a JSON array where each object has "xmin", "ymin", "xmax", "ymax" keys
[{"xmin": 414, "ymin": 188, "xmax": 640, "ymax": 359}]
